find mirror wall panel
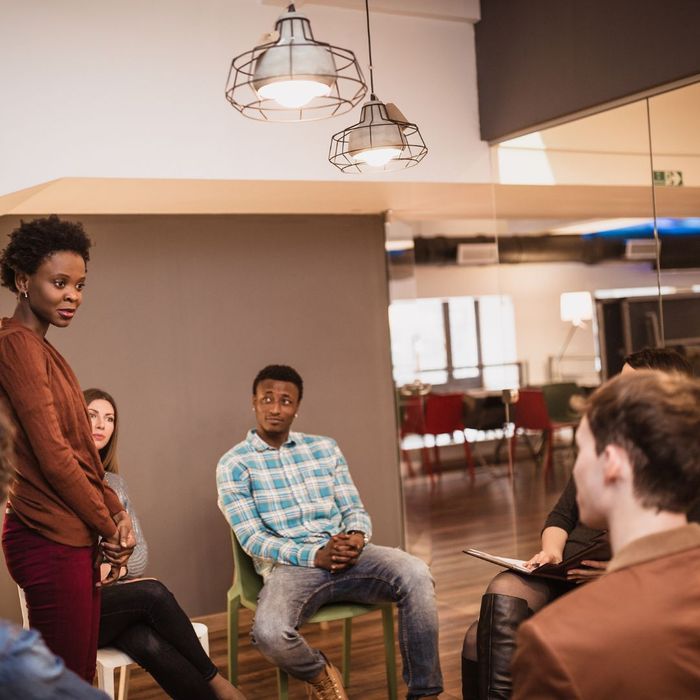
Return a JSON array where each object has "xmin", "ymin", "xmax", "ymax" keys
[
  {"xmin": 387, "ymin": 82, "xmax": 700, "ymax": 570},
  {"xmin": 491, "ymin": 100, "xmax": 660, "ymax": 387},
  {"xmin": 647, "ymin": 82, "xmax": 700, "ymax": 372}
]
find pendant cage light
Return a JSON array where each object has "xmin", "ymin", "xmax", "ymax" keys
[
  {"xmin": 225, "ymin": 4, "xmax": 367, "ymax": 122},
  {"xmin": 328, "ymin": 0, "xmax": 428, "ymax": 173},
  {"xmin": 329, "ymin": 98, "xmax": 428, "ymax": 172}
]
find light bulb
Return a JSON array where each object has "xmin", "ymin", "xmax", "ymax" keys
[
  {"xmin": 258, "ymin": 79, "xmax": 331, "ymax": 109},
  {"xmin": 352, "ymin": 147, "xmax": 403, "ymax": 168}
]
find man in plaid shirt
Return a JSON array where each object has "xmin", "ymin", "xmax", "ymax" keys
[{"xmin": 217, "ymin": 365, "xmax": 442, "ymax": 700}]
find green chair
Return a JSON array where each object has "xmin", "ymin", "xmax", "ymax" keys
[
  {"xmin": 541, "ymin": 382, "xmax": 583, "ymax": 424},
  {"xmin": 227, "ymin": 531, "xmax": 398, "ymax": 699}
]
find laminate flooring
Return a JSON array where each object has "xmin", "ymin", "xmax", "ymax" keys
[{"xmin": 127, "ymin": 451, "xmax": 573, "ymax": 699}]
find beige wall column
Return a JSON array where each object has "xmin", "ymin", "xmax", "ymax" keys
[{"xmin": 0, "ymin": 213, "xmax": 401, "ymax": 619}]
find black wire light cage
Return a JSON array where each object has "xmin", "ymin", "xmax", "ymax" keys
[
  {"xmin": 328, "ymin": 96, "xmax": 428, "ymax": 173},
  {"xmin": 225, "ymin": 4, "xmax": 367, "ymax": 122}
]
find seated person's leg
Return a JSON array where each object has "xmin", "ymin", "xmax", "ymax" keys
[
  {"xmin": 330, "ymin": 544, "xmax": 443, "ymax": 699},
  {"xmin": 251, "ymin": 565, "xmax": 331, "ymax": 682},
  {"xmin": 0, "ymin": 622, "xmax": 108, "ymax": 699},
  {"xmin": 100, "ymin": 579, "xmax": 217, "ymax": 682},
  {"xmin": 100, "ymin": 580, "xmax": 248, "ymax": 700},
  {"xmin": 113, "ymin": 623, "xmax": 217, "ymax": 700},
  {"xmin": 462, "ymin": 620, "xmax": 478, "ymax": 699},
  {"xmin": 462, "ymin": 570, "xmax": 568, "ymax": 699}
]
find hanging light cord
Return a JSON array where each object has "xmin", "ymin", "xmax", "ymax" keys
[
  {"xmin": 645, "ymin": 97, "xmax": 665, "ymax": 347},
  {"xmin": 364, "ymin": 0, "xmax": 375, "ymax": 97}
]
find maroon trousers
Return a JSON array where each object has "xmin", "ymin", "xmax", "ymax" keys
[{"xmin": 2, "ymin": 512, "xmax": 101, "ymax": 682}]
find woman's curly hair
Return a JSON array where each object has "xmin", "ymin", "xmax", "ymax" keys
[{"xmin": 0, "ymin": 215, "xmax": 92, "ymax": 293}]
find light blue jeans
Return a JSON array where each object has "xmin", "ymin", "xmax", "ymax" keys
[
  {"xmin": 251, "ymin": 544, "xmax": 443, "ymax": 698},
  {"xmin": 0, "ymin": 621, "xmax": 109, "ymax": 699}
]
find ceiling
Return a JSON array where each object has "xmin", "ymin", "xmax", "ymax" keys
[
  {"xmin": 1, "ymin": 51, "xmax": 696, "ymax": 234},
  {"xmin": 1, "ymin": 178, "xmax": 697, "ymax": 226},
  {"xmin": 260, "ymin": 0, "xmax": 480, "ymax": 23}
]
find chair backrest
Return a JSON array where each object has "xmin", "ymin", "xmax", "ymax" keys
[
  {"xmin": 230, "ymin": 530, "xmax": 264, "ymax": 609},
  {"xmin": 399, "ymin": 395, "xmax": 427, "ymax": 437},
  {"xmin": 17, "ymin": 587, "xmax": 30, "ymax": 629},
  {"xmin": 423, "ymin": 393, "xmax": 466, "ymax": 435},
  {"xmin": 541, "ymin": 382, "xmax": 581, "ymax": 423},
  {"xmin": 513, "ymin": 389, "xmax": 551, "ymax": 430}
]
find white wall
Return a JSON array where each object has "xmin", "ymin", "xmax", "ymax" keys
[
  {"xmin": 0, "ymin": 0, "xmax": 490, "ymax": 196},
  {"xmin": 405, "ymin": 260, "xmax": 700, "ymax": 385}
]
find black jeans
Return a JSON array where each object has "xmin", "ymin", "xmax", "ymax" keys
[{"xmin": 99, "ymin": 579, "xmax": 218, "ymax": 700}]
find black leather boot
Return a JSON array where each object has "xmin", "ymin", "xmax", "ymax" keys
[
  {"xmin": 477, "ymin": 594, "xmax": 530, "ymax": 700},
  {"xmin": 461, "ymin": 656, "xmax": 478, "ymax": 700}
]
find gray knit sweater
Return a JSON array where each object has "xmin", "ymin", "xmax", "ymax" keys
[{"xmin": 104, "ymin": 472, "xmax": 149, "ymax": 578}]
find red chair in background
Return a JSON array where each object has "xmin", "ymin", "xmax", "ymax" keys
[
  {"xmin": 399, "ymin": 395, "xmax": 431, "ymax": 478},
  {"xmin": 509, "ymin": 388, "xmax": 578, "ymax": 478},
  {"xmin": 423, "ymin": 393, "xmax": 475, "ymax": 480}
]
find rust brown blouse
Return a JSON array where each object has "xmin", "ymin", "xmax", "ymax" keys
[{"xmin": 0, "ymin": 317, "xmax": 122, "ymax": 546}]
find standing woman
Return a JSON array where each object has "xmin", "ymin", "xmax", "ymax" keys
[{"xmin": 0, "ymin": 216, "xmax": 135, "ymax": 682}]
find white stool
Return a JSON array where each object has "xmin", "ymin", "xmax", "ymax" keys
[{"xmin": 18, "ymin": 586, "xmax": 209, "ymax": 700}]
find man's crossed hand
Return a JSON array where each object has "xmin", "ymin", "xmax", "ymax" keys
[{"xmin": 314, "ymin": 532, "xmax": 366, "ymax": 572}]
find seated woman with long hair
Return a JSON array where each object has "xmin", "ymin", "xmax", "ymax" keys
[{"xmin": 84, "ymin": 388, "xmax": 246, "ymax": 700}]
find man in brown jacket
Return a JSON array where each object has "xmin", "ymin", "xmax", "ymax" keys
[{"xmin": 512, "ymin": 370, "xmax": 700, "ymax": 700}]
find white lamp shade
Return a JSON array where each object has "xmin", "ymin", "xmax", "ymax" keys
[
  {"xmin": 226, "ymin": 5, "xmax": 366, "ymax": 122},
  {"xmin": 560, "ymin": 291, "xmax": 593, "ymax": 325},
  {"xmin": 346, "ymin": 101, "xmax": 407, "ymax": 166},
  {"xmin": 252, "ymin": 13, "xmax": 337, "ymax": 108}
]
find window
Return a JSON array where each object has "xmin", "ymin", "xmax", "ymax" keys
[{"xmin": 389, "ymin": 295, "xmax": 519, "ymax": 389}]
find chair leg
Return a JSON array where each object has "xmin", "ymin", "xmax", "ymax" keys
[
  {"xmin": 509, "ymin": 432, "xmax": 518, "ymax": 466},
  {"xmin": 432, "ymin": 444, "xmax": 443, "ymax": 476},
  {"xmin": 117, "ymin": 666, "xmax": 130, "ymax": 700},
  {"xmin": 97, "ymin": 661, "xmax": 115, "ymax": 700},
  {"xmin": 420, "ymin": 446, "xmax": 433, "ymax": 479},
  {"xmin": 276, "ymin": 667, "xmax": 289, "ymax": 700},
  {"xmin": 523, "ymin": 432, "xmax": 541, "ymax": 464},
  {"xmin": 544, "ymin": 429, "xmax": 553, "ymax": 480},
  {"xmin": 381, "ymin": 605, "xmax": 398, "ymax": 700},
  {"xmin": 341, "ymin": 618, "xmax": 352, "ymax": 687},
  {"xmin": 228, "ymin": 595, "xmax": 240, "ymax": 684},
  {"xmin": 463, "ymin": 437, "xmax": 475, "ymax": 480},
  {"xmin": 401, "ymin": 449, "xmax": 416, "ymax": 478}
]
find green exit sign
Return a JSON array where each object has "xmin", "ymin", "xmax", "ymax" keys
[{"xmin": 653, "ymin": 170, "xmax": 683, "ymax": 186}]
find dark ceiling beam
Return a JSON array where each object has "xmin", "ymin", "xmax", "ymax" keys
[{"xmin": 475, "ymin": 0, "xmax": 700, "ymax": 142}]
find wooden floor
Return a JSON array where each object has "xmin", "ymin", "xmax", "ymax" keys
[{"xmin": 128, "ymin": 446, "xmax": 574, "ymax": 699}]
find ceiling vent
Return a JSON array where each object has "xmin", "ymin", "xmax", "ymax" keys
[
  {"xmin": 456, "ymin": 242, "xmax": 499, "ymax": 265},
  {"xmin": 625, "ymin": 239, "xmax": 659, "ymax": 261}
]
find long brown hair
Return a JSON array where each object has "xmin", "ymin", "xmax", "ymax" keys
[{"xmin": 83, "ymin": 388, "xmax": 120, "ymax": 474}]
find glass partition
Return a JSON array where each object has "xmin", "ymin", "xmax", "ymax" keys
[
  {"xmin": 386, "ymin": 83, "xmax": 700, "ymax": 572},
  {"xmin": 647, "ymin": 82, "xmax": 700, "ymax": 373}
]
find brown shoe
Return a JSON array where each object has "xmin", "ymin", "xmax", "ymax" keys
[{"xmin": 305, "ymin": 662, "xmax": 348, "ymax": 700}]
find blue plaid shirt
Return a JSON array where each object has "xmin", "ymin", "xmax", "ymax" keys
[{"xmin": 216, "ymin": 430, "xmax": 372, "ymax": 577}]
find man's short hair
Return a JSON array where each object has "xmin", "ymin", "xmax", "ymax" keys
[
  {"xmin": 252, "ymin": 365, "xmax": 304, "ymax": 401},
  {"xmin": 624, "ymin": 347, "xmax": 692, "ymax": 376},
  {"xmin": 586, "ymin": 370, "xmax": 700, "ymax": 512}
]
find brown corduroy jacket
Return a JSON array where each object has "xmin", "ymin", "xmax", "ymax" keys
[
  {"xmin": 0, "ymin": 318, "xmax": 123, "ymax": 546},
  {"xmin": 512, "ymin": 523, "xmax": 700, "ymax": 700}
]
